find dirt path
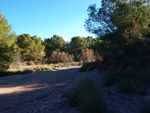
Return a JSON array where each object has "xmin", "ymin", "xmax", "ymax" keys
[
  {"xmin": 0, "ymin": 66, "xmax": 147, "ymax": 113},
  {"xmin": 0, "ymin": 66, "xmax": 83, "ymax": 113}
]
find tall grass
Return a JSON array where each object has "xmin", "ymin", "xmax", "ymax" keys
[{"xmin": 65, "ymin": 77, "xmax": 107, "ymax": 113}]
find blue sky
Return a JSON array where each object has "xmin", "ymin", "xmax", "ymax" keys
[{"xmin": 1, "ymin": 0, "xmax": 101, "ymax": 42}]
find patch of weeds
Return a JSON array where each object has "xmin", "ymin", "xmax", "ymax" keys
[
  {"xmin": 65, "ymin": 77, "xmax": 107, "ymax": 113},
  {"xmin": 118, "ymin": 80, "xmax": 136, "ymax": 94},
  {"xmin": 104, "ymin": 69, "xmax": 120, "ymax": 86}
]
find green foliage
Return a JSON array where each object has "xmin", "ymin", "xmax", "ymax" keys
[
  {"xmin": 0, "ymin": 44, "xmax": 17, "ymax": 71},
  {"xmin": 66, "ymin": 77, "xmax": 107, "ymax": 113},
  {"xmin": 17, "ymin": 34, "xmax": 45, "ymax": 62},
  {"xmin": 0, "ymin": 12, "xmax": 17, "ymax": 72},
  {"xmin": 70, "ymin": 36, "xmax": 87, "ymax": 54},
  {"xmin": 85, "ymin": 0, "xmax": 150, "ymax": 55},
  {"xmin": 104, "ymin": 69, "xmax": 120, "ymax": 86},
  {"xmin": 64, "ymin": 36, "xmax": 97, "ymax": 62},
  {"xmin": 80, "ymin": 62, "xmax": 97, "ymax": 72},
  {"xmin": 104, "ymin": 68, "xmax": 150, "ymax": 94},
  {"xmin": 80, "ymin": 65, "xmax": 88, "ymax": 72},
  {"xmin": 118, "ymin": 80, "xmax": 136, "ymax": 94},
  {"xmin": 44, "ymin": 35, "xmax": 65, "ymax": 57},
  {"xmin": 85, "ymin": 0, "xmax": 150, "ymax": 37},
  {"xmin": 85, "ymin": 36, "xmax": 95, "ymax": 48}
]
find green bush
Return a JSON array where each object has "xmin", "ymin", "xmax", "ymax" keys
[
  {"xmin": 66, "ymin": 77, "xmax": 107, "ymax": 113},
  {"xmin": 79, "ymin": 65, "xmax": 88, "ymax": 72},
  {"xmin": 80, "ymin": 62, "xmax": 97, "ymax": 72},
  {"xmin": 118, "ymin": 80, "xmax": 136, "ymax": 94},
  {"xmin": 104, "ymin": 68, "xmax": 150, "ymax": 94},
  {"xmin": 104, "ymin": 70, "xmax": 120, "ymax": 86}
]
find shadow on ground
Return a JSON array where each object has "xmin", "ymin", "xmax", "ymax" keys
[{"xmin": 0, "ymin": 66, "xmax": 81, "ymax": 113}]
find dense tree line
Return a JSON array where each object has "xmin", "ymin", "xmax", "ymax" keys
[
  {"xmin": 17, "ymin": 34, "xmax": 45, "ymax": 62},
  {"xmin": 0, "ymin": 12, "xmax": 98, "ymax": 71},
  {"xmin": 1, "ymin": 0, "xmax": 150, "ymax": 71},
  {"xmin": 85, "ymin": 0, "xmax": 150, "ymax": 68}
]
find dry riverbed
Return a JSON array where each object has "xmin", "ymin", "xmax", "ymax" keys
[
  {"xmin": 0, "ymin": 66, "xmax": 83, "ymax": 113},
  {"xmin": 0, "ymin": 66, "xmax": 149, "ymax": 113}
]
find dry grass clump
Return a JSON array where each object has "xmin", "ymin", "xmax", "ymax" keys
[
  {"xmin": 7, "ymin": 65, "xmax": 53, "ymax": 73},
  {"xmin": 47, "ymin": 51, "xmax": 74, "ymax": 63},
  {"xmin": 77, "ymin": 48, "xmax": 102, "ymax": 62},
  {"xmin": 4, "ymin": 62, "xmax": 82, "ymax": 77}
]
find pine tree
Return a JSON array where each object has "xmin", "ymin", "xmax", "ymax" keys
[
  {"xmin": 17, "ymin": 34, "xmax": 45, "ymax": 62},
  {"xmin": 44, "ymin": 35, "xmax": 65, "ymax": 57},
  {"xmin": 0, "ymin": 12, "xmax": 17, "ymax": 71},
  {"xmin": 85, "ymin": 0, "xmax": 150, "ymax": 38}
]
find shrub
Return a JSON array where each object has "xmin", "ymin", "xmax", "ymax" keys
[
  {"xmin": 79, "ymin": 65, "xmax": 88, "ymax": 72},
  {"xmin": 104, "ymin": 70, "xmax": 120, "ymax": 86},
  {"xmin": 104, "ymin": 68, "xmax": 150, "ymax": 94},
  {"xmin": 80, "ymin": 62, "xmax": 98, "ymax": 72},
  {"xmin": 118, "ymin": 80, "xmax": 136, "ymax": 94},
  {"xmin": 79, "ymin": 48, "xmax": 102, "ymax": 62},
  {"xmin": 47, "ymin": 51, "xmax": 74, "ymax": 63},
  {"xmin": 66, "ymin": 77, "xmax": 107, "ymax": 113}
]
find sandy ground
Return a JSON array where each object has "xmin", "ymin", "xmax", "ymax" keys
[{"xmin": 0, "ymin": 66, "xmax": 83, "ymax": 113}]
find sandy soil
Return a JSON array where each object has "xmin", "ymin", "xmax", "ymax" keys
[{"xmin": 0, "ymin": 66, "xmax": 83, "ymax": 113}]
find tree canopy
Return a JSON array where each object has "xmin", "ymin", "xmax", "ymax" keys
[
  {"xmin": 85, "ymin": 0, "xmax": 150, "ymax": 38},
  {"xmin": 0, "ymin": 12, "xmax": 17, "ymax": 71},
  {"xmin": 70, "ymin": 36, "xmax": 87, "ymax": 54},
  {"xmin": 44, "ymin": 35, "xmax": 65, "ymax": 57},
  {"xmin": 17, "ymin": 34, "xmax": 45, "ymax": 62}
]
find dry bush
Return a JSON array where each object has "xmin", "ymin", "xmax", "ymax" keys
[
  {"xmin": 47, "ymin": 51, "xmax": 74, "ymax": 63},
  {"xmin": 9, "ymin": 51, "xmax": 26, "ymax": 68},
  {"xmin": 78, "ymin": 48, "xmax": 102, "ymax": 62},
  {"xmin": 9, "ymin": 51, "xmax": 38, "ymax": 69}
]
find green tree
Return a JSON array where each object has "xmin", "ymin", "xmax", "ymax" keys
[
  {"xmin": 64, "ymin": 41, "xmax": 72, "ymax": 53},
  {"xmin": 84, "ymin": 36, "xmax": 95, "ymax": 48},
  {"xmin": 85, "ymin": 0, "xmax": 150, "ymax": 38},
  {"xmin": 70, "ymin": 36, "xmax": 87, "ymax": 53},
  {"xmin": 85, "ymin": 0, "xmax": 150, "ymax": 54},
  {"xmin": 17, "ymin": 34, "xmax": 45, "ymax": 62},
  {"xmin": 0, "ymin": 12, "xmax": 17, "ymax": 71},
  {"xmin": 44, "ymin": 35, "xmax": 65, "ymax": 56}
]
